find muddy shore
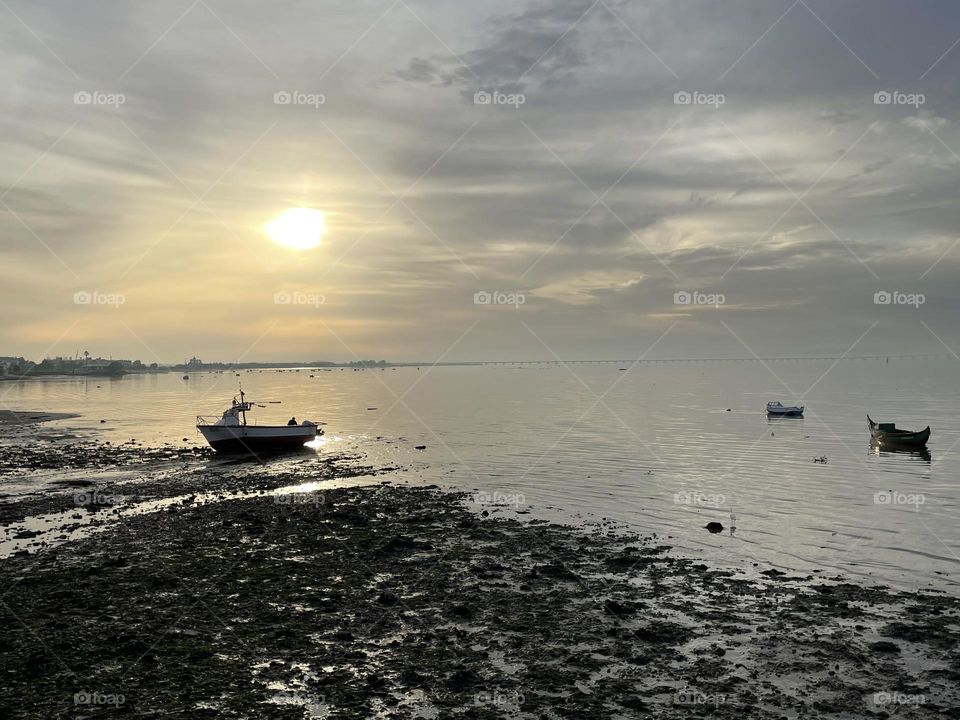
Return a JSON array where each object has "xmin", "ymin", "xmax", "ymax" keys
[
  {"xmin": 0, "ymin": 410, "xmax": 80, "ymax": 426},
  {"xmin": 1, "ymin": 446, "xmax": 958, "ymax": 718}
]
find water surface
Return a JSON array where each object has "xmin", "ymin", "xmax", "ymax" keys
[{"xmin": 1, "ymin": 359, "xmax": 957, "ymax": 590}]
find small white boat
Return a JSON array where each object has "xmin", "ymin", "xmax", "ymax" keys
[
  {"xmin": 766, "ymin": 401, "xmax": 804, "ymax": 417},
  {"xmin": 197, "ymin": 388, "xmax": 321, "ymax": 452}
]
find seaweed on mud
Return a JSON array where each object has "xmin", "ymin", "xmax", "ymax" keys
[{"xmin": 1, "ymin": 468, "xmax": 959, "ymax": 718}]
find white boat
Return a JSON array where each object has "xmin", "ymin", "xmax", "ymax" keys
[
  {"xmin": 197, "ymin": 389, "xmax": 321, "ymax": 452},
  {"xmin": 766, "ymin": 401, "xmax": 804, "ymax": 417}
]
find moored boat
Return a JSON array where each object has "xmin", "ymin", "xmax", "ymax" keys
[
  {"xmin": 766, "ymin": 401, "xmax": 804, "ymax": 417},
  {"xmin": 867, "ymin": 415, "xmax": 930, "ymax": 449},
  {"xmin": 197, "ymin": 389, "xmax": 321, "ymax": 453}
]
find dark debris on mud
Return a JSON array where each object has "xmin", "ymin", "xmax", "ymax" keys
[
  {"xmin": 0, "ymin": 440, "xmax": 214, "ymax": 477},
  {"xmin": 0, "ymin": 439, "xmax": 382, "ymax": 528},
  {"xmin": 1, "ymin": 481, "xmax": 959, "ymax": 719}
]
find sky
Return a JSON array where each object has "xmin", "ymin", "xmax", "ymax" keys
[{"xmin": 2, "ymin": 0, "xmax": 960, "ymax": 363}]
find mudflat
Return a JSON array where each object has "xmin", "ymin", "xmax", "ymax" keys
[
  {"xmin": 0, "ymin": 455, "xmax": 957, "ymax": 718},
  {"xmin": 0, "ymin": 410, "xmax": 79, "ymax": 426}
]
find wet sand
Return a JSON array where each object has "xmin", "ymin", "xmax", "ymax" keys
[
  {"xmin": 0, "ymin": 410, "xmax": 79, "ymax": 426},
  {"xmin": 0, "ymin": 444, "xmax": 958, "ymax": 718}
]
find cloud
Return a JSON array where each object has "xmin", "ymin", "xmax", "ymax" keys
[
  {"xmin": 2, "ymin": 0, "xmax": 960, "ymax": 360},
  {"xmin": 902, "ymin": 112, "xmax": 950, "ymax": 133}
]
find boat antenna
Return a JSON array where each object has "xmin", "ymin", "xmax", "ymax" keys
[{"xmin": 238, "ymin": 381, "xmax": 247, "ymax": 425}]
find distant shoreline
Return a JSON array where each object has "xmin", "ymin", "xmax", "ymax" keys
[
  {"xmin": 0, "ymin": 370, "xmax": 168, "ymax": 381},
  {"xmin": 0, "ymin": 354, "xmax": 950, "ymax": 383}
]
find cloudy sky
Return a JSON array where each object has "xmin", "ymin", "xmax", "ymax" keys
[{"xmin": 2, "ymin": 0, "xmax": 960, "ymax": 363}]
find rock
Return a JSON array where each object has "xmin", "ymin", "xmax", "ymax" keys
[
  {"xmin": 705, "ymin": 522, "xmax": 724, "ymax": 533},
  {"xmin": 622, "ymin": 696, "xmax": 650, "ymax": 710},
  {"xmin": 868, "ymin": 640, "xmax": 900, "ymax": 653},
  {"xmin": 445, "ymin": 667, "xmax": 480, "ymax": 691},
  {"xmin": 400, "ymin": 667, "xmax": 424, "ymax": 685},
  {"xmin": 377, "ymin": 590, "xmax": 400, "ymax": 606},
  {"xmin": 881, "ymin": 622, "xmax": 928, "ymax": 643},
  {"xmin": 634, "ymin": 620, "xmax": 693, "ymax": 645},
  {"xmin": 414, "ymin": 445, "xmax": 426, "ymax": 450},
  {"xmin": 379, "ymin": 535, "xmax": 429, "ymax": 554},
  {"xmin": 449, "ymin": 603, "xmax": 473, "ymax": 619},
  {"xmin": 22, "ymin": 649, "xmax": 52, "ymax": 678},
  {"xmin": 603, "ymin": 599, "xmax": 636, "ymax": 617}
]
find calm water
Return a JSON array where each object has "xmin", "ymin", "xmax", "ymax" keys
[{"xmin": 2, "ymin": 359, "xmax": 958, "ymax": 591}]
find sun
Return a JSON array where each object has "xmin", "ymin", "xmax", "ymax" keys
[{"xmin": 266, "ymin": 207, "xmax": 326, "ymax": 250}]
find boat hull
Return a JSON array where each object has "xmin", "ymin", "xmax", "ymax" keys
[
  {"xmin": 867, "ymin": 415, "xmax": 930, "ymax": 448},
  {"xmin": 869, "ymin": 427, "xmax": 930, "ymax": 448},
  {"xmin": 197, "ymin": 424, "xmax": 318, "ymax": 453},
  {"xmin": 766, "ymin": 402, "xmax": 804, "ymax": 417}
]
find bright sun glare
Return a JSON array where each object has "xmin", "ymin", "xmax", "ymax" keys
[{"xmin": 266, "ymin": 207, "xmax": 326, "ymax": 250}]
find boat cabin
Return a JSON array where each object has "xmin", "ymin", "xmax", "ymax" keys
[{"xmin": 215, "ymin": 399, "xmax": 253, "ymax": 426}]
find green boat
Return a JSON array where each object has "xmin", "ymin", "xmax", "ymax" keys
[{"xmin": 867, "ymin": 415, "xmax": 930, "ymax": 448}]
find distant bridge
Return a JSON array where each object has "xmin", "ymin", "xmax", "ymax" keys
[{"xmin": 480, "ymin": 354, "xmax": 954, "ymax": 365}]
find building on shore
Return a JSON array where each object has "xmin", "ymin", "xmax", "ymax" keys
[
  {"xmin": 0, "ymin": 357, "xmax": 33, "ymax": 376},
  {"xmin": 0, "ymin": 355, "xmax": 166, "ymax": 377}
]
